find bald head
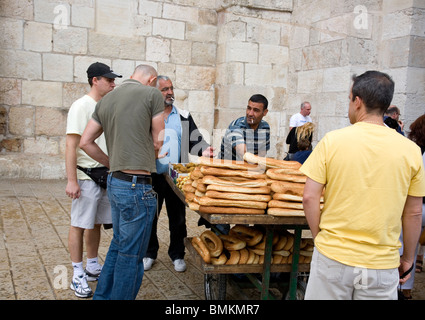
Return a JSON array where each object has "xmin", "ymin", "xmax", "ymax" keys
[{"xmin": 131, "ymin": 64, "xmax": 158, "ymax": 87}]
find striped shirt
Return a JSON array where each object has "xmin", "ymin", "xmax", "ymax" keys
[{"xmin": 219, "ymin": 116, "xmax": 270, "ymax": 160}]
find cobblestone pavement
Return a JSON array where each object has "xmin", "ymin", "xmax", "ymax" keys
[
  {"xmin": 1, "ymin": 179, "xmax": 424, "ymax": 300},
  {"xmin": 0, "ymin": 179, "xmax": 257, "ymax": 300}
]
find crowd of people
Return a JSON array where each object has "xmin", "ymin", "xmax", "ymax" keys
[{"xmin": 65, "ymin": 64, "xmax": 425, "ymax": 300}]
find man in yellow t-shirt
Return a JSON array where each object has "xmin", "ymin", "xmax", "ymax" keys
[{"xmin": 301, "ymin": 70, "xmax": 425, "ymax": 300}]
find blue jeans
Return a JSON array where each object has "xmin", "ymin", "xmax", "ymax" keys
[{"xmin": 93, "ymin": 174, "xmax": 157, "ymax": 300}]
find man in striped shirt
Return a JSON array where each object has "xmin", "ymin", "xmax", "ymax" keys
[{"xmin": 219, "ymin": 94, "xmax": 271, "ymax": 161}]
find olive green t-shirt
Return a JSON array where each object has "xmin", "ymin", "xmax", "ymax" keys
[{"xmin": 92, "ymin": 79, "xmax": 164, "ymax": 173}]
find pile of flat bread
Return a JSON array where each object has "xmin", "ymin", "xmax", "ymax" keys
[{"xmin": 182, "ymin": 153, "xmax": 323, "ymax": 217}]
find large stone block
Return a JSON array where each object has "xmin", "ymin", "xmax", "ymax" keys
[
  {"xmin": 22, "ymin": 81, "xmax": 62, "ymax": 108},
  {"xmin": 222, "ymin": 41, "xmax": 258, "ymax": 63},
  {"xmin": 0, "ymin": 49, "xmax": 42, "ymax": 80},
  {"xmin": 175, "ymin": 65, "xmax": 215, "ymax": 90},
  {"xmin": 153, "ymin": 18, "xmax": 185, "ymax": 40},
  {"xmin": 322, "ymin": 66, "xmax": 351, "ymax": 93},
  {"xmin": 88, "ymin": 31, "xmax": 145, "ymax": 60},
  {"xmin": 24, "ymin": 21, "xmax": 52, "ymax": 52},
  {"xmin": 259, "ymin": 44, "xmax": 289, "ymax": 65},
  {"xmin": 163, "ymin": 3, "xmax": 199, "ymax": 23},
  {"xmin": 191, "ymin": 42, "xmax": 217, "ymax": 66},
  {"xmin": 0, "ymin": 18, "xmax": 24, "ymax": 50},
  {"xmin": 0, "ymin": 78, "xmax": 22, "ymax": 106},
  {"xmin": 43, "ymin": 53, "xmax": 73, "ymax": 82},
  {"xmin": 72, "ymin": 4, "xmax": 95, "ymax": 28},
  {"xmin": 297, "ymin": 69, "xmax": 323, "ymax": 94},
  {"xmin": 8, "ymin": 106, "xmax": 34, "ymax": 136},
  {"xmin": 23, "ymin": 136, "xmax": 59, "ymax": 155},
  {"xmin": 146, "ymin": 37, "xmax": 170, "ymax": 62},
  {"xmin": 171, "ymin": 40, "xmax": 192, "ymax": 65},
  {"xmin": 96, "ymin": 0, "xmax": 137, "ymax": 37},
  {"xmin": 0, "ymin": 0, "xmax": 33, "ymax": 20},
  {"xmin": 53, "ymin": 26, "xmax": 87, "ymax": 54},
  {"xmin": 35, "ymin": 107, "xmax": 67, "ymax": 136}
]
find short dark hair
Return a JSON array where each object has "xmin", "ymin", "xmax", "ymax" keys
[
  {"xmin": 249, "ymin": 94, "xmax": 268, "ymax": 110},
  {"xmin": 351, "ymin": 71, "xmax": 394, "ymax": 115},
  {"xmin": 88, "ymin": 76, "xmax": 101, "ymax": 87}
]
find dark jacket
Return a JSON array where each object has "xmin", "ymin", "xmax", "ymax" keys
[{"xmin": 176, "ymin": 107, "xmax": 210, "ymax": 163}]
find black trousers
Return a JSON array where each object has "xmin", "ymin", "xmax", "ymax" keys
[{"xmin": 145, "ymin": 173, "xmax": 187, "ymax": 261}]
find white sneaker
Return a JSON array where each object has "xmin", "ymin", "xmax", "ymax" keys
[
  {"xmin": 173, "ymin": 259, "xmax": 186, "ymax": 272},
  {"xmin": 85, "ymin": 264, "xmax": 102, "ymax": 281},
  {"xmin": 143, "ymin": 257, "xmax": 155, "ymax": 271},
  {"xmin": 70, "ymin": 274, "xmax": 93, "ymax": 298}
]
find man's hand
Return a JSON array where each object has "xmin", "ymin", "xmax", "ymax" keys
[
  {"xmin": 66, "ymin": 180, "xmax": 81, "ymax": 199},
  {"xmin": 202, "ymin": 146, "xmax": 215, "ymax": 158},
  {"xmin": 399, "ymin": 257, "xmax": 414, "ymax": 284}
]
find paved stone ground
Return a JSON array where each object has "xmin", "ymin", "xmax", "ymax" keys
[
  {"xmin": 0, "ymin": 179, "xmax": 260, "ymax": 300},
  {"xmin": 1, "ymin": 179, "xmax": 424, "ymax": 300}
]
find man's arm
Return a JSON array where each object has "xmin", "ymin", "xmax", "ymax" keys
[
  {"xmin": 302, "ymin": 177, "xmax": 325, "ymax": 239},
  {"xmin": 65, "ymin": 134, "xmax": 81, "ymax": 199},
  {"xmin": 399, "ymin": 195, "xmax": 423, "ymax": 284},
  {"xmin": 151, "ymin": 112, "xmax": 165, "ymax": 159},
  {"xmin": 79, "ymin": 119, "xmax": 109, "ymax": 168}
]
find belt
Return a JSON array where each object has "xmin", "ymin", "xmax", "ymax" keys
[{"xmin": 111, "ymin": 171, "xmax": 152, "ymax": 185}]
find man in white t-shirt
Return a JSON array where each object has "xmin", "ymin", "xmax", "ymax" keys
[
  {"xmin": 289, "ymin": 101, "xmax": 312, "ymax": 130},
  {"xmin": 65, "ymin": 62, "xmax": 121, "ymax": 298}
]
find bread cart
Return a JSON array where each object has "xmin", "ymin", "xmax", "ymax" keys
[{"xmin": 165, "ymin": 174, "xmax": 311, "ymax": 300}]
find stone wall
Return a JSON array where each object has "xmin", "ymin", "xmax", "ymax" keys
[{"xmin": 0, "ymin": 0, "xmax": 424, "ymax": 179}]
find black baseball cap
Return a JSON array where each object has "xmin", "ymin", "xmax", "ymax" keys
[{"xmin": 87, "ymin": 62, "xmax": 122, "ymax": 79}]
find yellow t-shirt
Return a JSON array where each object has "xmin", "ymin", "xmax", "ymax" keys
[
  {"xmin": 66, "ymin": 95, "xmax": 108, "ymax": 180},
  {"xmin": 300, "ymin": 122, "xmax": 425, "ymax": 269}
]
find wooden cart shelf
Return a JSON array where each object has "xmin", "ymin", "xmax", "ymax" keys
[{"xmin": 185, "ymin": 237, "xmax": 310, "ymax": 274}]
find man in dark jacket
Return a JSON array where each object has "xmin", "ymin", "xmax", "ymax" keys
[{"xmin": 143, "ymin": 75, "xmax": 214, "ymax": 272}]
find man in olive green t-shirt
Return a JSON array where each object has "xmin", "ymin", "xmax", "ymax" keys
[{"xmin": 80, "ymin": 64, "xmax": 164, "ymax": 300}]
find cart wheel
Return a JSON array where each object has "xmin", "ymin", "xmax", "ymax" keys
[
  {"xmin": 284, "ymin": 277, "xmax": 307, "ymax": 300},
  {"xmin": 204, "ymin": 274, "xmax": 226, "ymax": 300}
]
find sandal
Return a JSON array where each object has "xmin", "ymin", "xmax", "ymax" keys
[{"xmin": 416, "ymin": 259, "xmax": 423, "ymax": 273}]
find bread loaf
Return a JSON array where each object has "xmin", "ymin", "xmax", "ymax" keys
[
  {"xmin": 267, "ymin": 207, "xmax": 305, "ymax": 217},
  {"xmin": 200, "ymin": 166, "xmax": 267, "ymax": 179},
  {"xmin": 206, "ymin": 184, "xmax": 271, "ymax": 194},
  {"xmin": 266, "ymin": 168, "xmax": 307, "ymax": 183},
  {"xmin": 198, "ymin": 156, "xmax": 261, "ymax": 171},
  {"xmin": 270, "ymin": 181, "xmax": 305, "ymax": 195},
  {"xmin": 200, "ymin": 197, "xmax": 268, "ymax": 209},
  {"xmin": 199, "ymin": 205, "xmax": 265, "ymax": 215},
  {"xmin": 268, "ymin": 200, "xmax": 304, "ymax": 210},
  {"xmin": 243, "ymin": 152, "xmax": 302, "ymax": 170},
  {"xmin": 201, "ymin": 175, "xmax": 268, "ymax": 187},
  {"xmin": 205, "ymin": 190, "xmax": 272, "ymax": 202}
]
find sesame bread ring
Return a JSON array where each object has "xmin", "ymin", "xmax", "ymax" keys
[
  {"xmin": 210, "ymin": 253, "xmax": 227, "ymax": 265},
  {"xmin": 219, "ymin": 234, "xmax": 246, "ymax": 251},
  {"xmin": 192, "ymin": 236, "xmax": 211, "ymax": 264},
  {"xmin": 225, "ymin": 250, "xmax": 241, "ymax": 265},
  {"xmin": 200, "ymin": 230, "xmax": 223, "ymax": 258},
  {"xmin": 230, "ymin": 225, "xmax": 263, "ymax": 247},
  {"xmin": 238, "ymin": 248, "xmax": 249, "ymax": 264}
]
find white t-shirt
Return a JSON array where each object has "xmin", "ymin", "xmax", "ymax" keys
[
  {"xmin": 66, "ymin": 95, "xmax": 108, "ymax": 180},
  {"xmin": 289, "ymin": 112, "xmax": 312, "ymax": 128}
]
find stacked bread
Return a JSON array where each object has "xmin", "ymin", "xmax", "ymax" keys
[
  {"xmin": 181, "ymin": 153, "xmax": 324, "ymax": 217},
  {"xmin": 183, "ymin": 165, "xmax": 204, "ymax": 211},
  {"xmin": 191, "ymin": 225, "xmax": 313, "ymax": 265},
  {"xmin": 243, "ymin": 153, "xmax": 310, "ymax": 217},
  {"xmin": 194, "ymin": 157, "xmax": 271, "ymax": 215}
]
